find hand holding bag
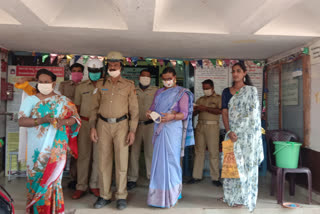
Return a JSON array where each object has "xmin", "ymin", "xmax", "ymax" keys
[{"xmin": 221, "ymin": 132, "xmax": 240, "ymax": 179}]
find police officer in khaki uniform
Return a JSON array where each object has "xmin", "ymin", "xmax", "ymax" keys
[
  {"xmin": 72, "ymin": 59, "xmax": 104, "ymax": 199},
  {"xmin": 188, "ymin": 79, "xmax": 222, "ymax": 186},
  {"xmin": 58, "ymin": 63, "xmax": 84, "ymax": 101},
  {"xmin": 90, "ymin": 51, "xmax": 139, "ymax": 210},
  {"xmin": 127, "ymin": 69, "xmax": 157, "ymax": 190}
]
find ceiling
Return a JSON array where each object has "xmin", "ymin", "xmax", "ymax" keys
[{"xmin": 0, "ymin": 0, "xmax": 319, "ymax": 59}]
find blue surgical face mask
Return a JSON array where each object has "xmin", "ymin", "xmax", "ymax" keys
[{"xmin": 89, "ymin": 72, "xmax": 101, "ymax": 81}]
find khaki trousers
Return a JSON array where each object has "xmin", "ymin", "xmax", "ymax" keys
[
  {"xmin": 69, "ymin": 157, "xmax": 77, "ymax": 181},
  {"xmin": 76, "ymin": 120, "xmax": 99, "ymax": 191},
  {"xmin": 192, "ymin": 123, "xmax": 220, "ymax": 180},
  {"xmin": 128, "ymin": 123, "xmax": 154, "ymax": 182},
  {"xmin": 97, "ymin": 119, "xmax": 129, "ymax": 200}
]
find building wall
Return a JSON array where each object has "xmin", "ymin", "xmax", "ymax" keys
[{"xmin": 268, "ymin": 41, "xmax": 320, "ymax": 192}]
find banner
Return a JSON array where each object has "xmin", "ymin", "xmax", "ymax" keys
[{"xmin": 16, "ymin": 66, "xmax": 64, "ymax": 77}]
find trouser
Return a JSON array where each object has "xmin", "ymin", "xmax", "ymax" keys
[
  {"xmin": 97, "ymin": 119, "xmax": 129, "ymax": 200},
  {"xmin": 192, "ymin": 123, "xmax": 220, "ymax": 180},
  {"xmin": 76, "ymin": 120, "xmax": 99, "ymax": 191},
  {"xmin": 70, "ymin": 157, "xmax": 77, "ymax": 181},
  {"xmin": 128, "ymin": 123, "xmax": 154, "ymax": 182}
]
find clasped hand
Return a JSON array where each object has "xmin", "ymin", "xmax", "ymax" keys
[{"xmin": 42, "ymin": 114, "xmax": 67, "ymax": 129}]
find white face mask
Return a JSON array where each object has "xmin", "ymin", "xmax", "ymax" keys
[
  {"xmin": 163, "ymin": 79, "xmax": 174, "ymax": 88},
  {"xmin": 140, "ymin": 77, "xmax": 151, "ymax": 86},
  {"xmin": 203, "ymin": 89, "xmax": 213, "ymax": 96},
  {"xmin": 38, "ymin": 83, "xmax": 53, "ymax": 95},
  {"xmin": 108, "ymin": 69, "xmax": 121, "ymax": 78}
]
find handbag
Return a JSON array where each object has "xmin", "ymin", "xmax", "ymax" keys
[{"xmin": 221, "ymin": 132, "xmax": 240, "ymax": 179}]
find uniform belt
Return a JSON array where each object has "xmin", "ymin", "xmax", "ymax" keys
[
  {"xmin": 138, "ymin": 120, "xmax": 154, "ymax": 125},
  {"xmin": 198, "ymin": 120, "xmax": 218, "ymax": 125},
  {"xmin": 99, "ymin": 114, "xmax": 127, "ymax": 124},
  {"xmin": 80, "ymin": 116, "xmax": 89, "ymax": 121}
]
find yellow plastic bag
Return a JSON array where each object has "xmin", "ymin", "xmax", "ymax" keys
[{"xmin": 221, "ymin": 139, "xmax": 240, "ymax": 178}]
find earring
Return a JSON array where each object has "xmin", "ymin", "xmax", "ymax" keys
[{"xmin": 244, "ymin": 77, "xmax": 246, "ymax": 82}]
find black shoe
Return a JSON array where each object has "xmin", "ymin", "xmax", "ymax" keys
[
  {"xmin": 127, "ymin": 181, "xmax": 137, "ymax": 190},
  {"xmin": 187, "ymin": 178, "xmax": 202, "ymax": 184},
  {"xmin": 212, "ymin": 180, "xmax": 222, "ymax": 187},
  {"xmin": 94, "ymin": 197, "xmax": 112, "ymax": 209},
  {"xmin": 116, "ymin": 199, "xmax": 127, "ymax": 210},
  {"xmin": 68, "ymin": 181, "xmax": 77, "ymax": 190}
]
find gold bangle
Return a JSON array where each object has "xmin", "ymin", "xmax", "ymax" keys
[{"xmin": 34, "ymin": 118, "xmax": 38, "ymax": 126}]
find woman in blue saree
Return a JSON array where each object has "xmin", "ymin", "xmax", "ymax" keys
[
  {"xmin": 221, "ymin": 62, "xmax": 264, "ymax": 212},
  {"xmin": 18, "ymin": 69, "xmax": 81, "ymax": 214},
  {"xmin": 146, "ymin": 67, "xmax": 194, "ymax": 208}
]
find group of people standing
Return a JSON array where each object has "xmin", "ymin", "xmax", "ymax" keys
[{"xmin": 16, "ymin": 51, "xmax": 263, "ymax": 214}]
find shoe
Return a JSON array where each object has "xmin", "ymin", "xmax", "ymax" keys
[
  {"xmin": 89, "ymin": 188, "xmax": 100, "ymax": 197},
  {"xmin": 94, "ymin": 197, "xmax": 112, "ymax": 209},
  {"xmin": 187, "ymin": 178, "xmax": 202, "ymax": 184},
  {"xmin": 72, "ymin": 190, "xmax": 86, "ymax": 199},
  {"xmin": 68, "ymin": 180, "xmax": 77, "ymax": 190},
  {"xmin": 116, "ymin": 199, "xmax": 127, "ymax": 210},
  {"xmin": 212, "ymin": 180, "xmax": 222, "ymax": 187},
  {"xmin": 127, "ymin": 181, "xmax": 137, "ymax": 190}
]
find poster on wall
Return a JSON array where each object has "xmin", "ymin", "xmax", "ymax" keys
[
  {"xmin": 194, "ymin": 66, "xmax": 229, "ymax": 100},
  {"xmin": 309, "ymin": 40, "xmax": 320, "ymax": 65},
  {"xmin": 5, "ymin": 66, "xmax": 64, "ymax": 176}
]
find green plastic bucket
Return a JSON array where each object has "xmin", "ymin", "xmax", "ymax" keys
[{"xmin": 273, "ymin": 141, "xmax": 302, "ymax": 168}]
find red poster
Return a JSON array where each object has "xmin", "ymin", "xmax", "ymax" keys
[{"xmin": 16, "ymin": 66, "xmax": 64, "ymax": 77}]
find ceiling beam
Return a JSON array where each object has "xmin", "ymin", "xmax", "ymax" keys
[
  {"xmin": 225, "ymin": 0, "xmax": 303, "ymax": 34},
  {"xmin": 0, "ymin": 0, "xmax": 47, "ymax": 26}
]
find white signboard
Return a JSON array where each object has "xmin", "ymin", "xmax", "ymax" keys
[
  {"xmin": 309, "ymin": 40, "xmax": 320, "ymax": 65},
  {"xmin": 194, "ymin": 66, "xmax": 229, "ymax": 100}
]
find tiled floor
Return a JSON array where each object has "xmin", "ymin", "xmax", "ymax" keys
[{"xmin": 1, "ymin": 174, "xmax": 320, "ymax": 214}]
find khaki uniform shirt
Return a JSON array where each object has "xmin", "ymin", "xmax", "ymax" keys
[
  {"xmin": 196, "ymin": 93, "xmax": 222, "ymax": 121},
  {"xmin": 74, "ymin": 80, "xmax": 96, "ymax": 118},
  {"xmin": 89, "ymin": 76, "xmax": 139, "ymax": 132},
  {"xmin": 58, "ymin": 80, "xmax": 78, "ymax": 101},
  {"xmin": 136, "ymin": 86, "xmax": 158, "ymax": 121}
]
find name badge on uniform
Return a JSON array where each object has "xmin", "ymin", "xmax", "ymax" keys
[
  {"xmin": 102, "ymin": 88, "xmax": 109, "ymax": 91},
  {"xmin": 93, "ymin": 88, "xmax": 98, "ymax": 94},
  {"xmin": 82, "ymin": 91, "xmax": 90, "ymax": 95}
]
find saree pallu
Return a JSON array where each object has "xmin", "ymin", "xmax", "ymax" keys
[
  {"xmin": 147, "ymin": 86, "xmax": 194, "ymax": 208},
  {"xmin": 223, "ymin": 86, "xmax": 264, "ymax": 212},
  {"xmin": 19, "ymin": 95, "xmax": 81, "ymax": 214}
]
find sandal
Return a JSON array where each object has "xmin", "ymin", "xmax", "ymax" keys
[
  {"xmin": 232, "ymin": 204, "xmax": 243, "ymax": 208},
  {"xmin": 217, "ymin": 197, "xmax": 224, "ymax": 202}
]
